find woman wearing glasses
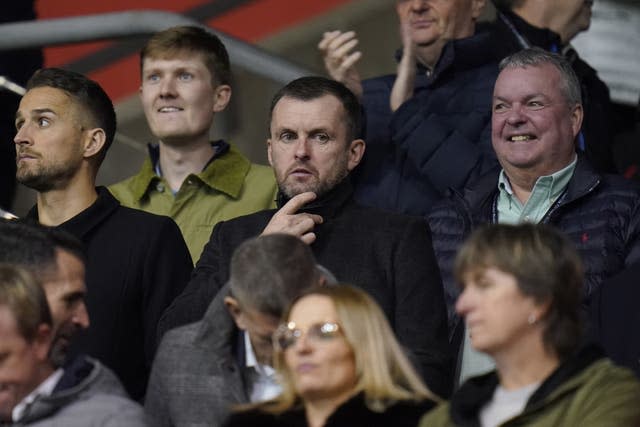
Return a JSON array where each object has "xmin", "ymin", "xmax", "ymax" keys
[{"xmin": 223, "ymin": 285, "xmax": 437, "ymax": 427}]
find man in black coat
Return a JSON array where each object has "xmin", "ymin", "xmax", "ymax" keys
[
  {"xmin": 160, "ymin": 76, "xmax": 453, "ymax": 397},
  {"xmin": 15, "ymin": 68, "xmax": 193, "ymax": 400}
]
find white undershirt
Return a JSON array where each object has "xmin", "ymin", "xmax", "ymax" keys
[
  {"xmin": 479, "ymin": 382, "xmax": 539, "ymax": 427},
  {"xmin": 244, "ymin": 332, "xmax": 281, "ymax": 402}
]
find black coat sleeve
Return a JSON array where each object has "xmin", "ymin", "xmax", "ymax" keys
[
  {"xmin": 393, "ymin": 217, "xmax": 453, "ymax": 398},
  {"xmin": 143, "ymin": 217, "xmax": 192, "ymax": 364}
]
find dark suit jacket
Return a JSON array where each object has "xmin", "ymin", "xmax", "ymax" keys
[
  {"xmin": 160, "ymin": 179, "xmax": 453, "ymax": 397},
  {"xmin": 145, "ymin": 287, "xmax": 249, "ymax": 427},
  {"xmin": 28, "ymin": 187, "xmax": 193, "ymax": 400}
]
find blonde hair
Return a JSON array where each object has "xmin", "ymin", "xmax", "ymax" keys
[{"xmin": 249, "ymin": 284, "xmax": 439, "ymax": 414}]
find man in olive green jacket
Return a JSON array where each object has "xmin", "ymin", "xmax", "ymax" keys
[{"xmin": 110, "ymin": 26, "xmax": 276, "ymax": 263}]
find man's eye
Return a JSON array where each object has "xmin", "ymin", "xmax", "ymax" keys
[
  {"xmin": 38, "ymin": 117, "xmax": 50, "ymax": 127},
  {"xmin": 313, "ymin": 133, "xmax": 330, "ymax": 143},
  {"xmin": 179, "ymin": 72, "xmax": 193, "ymax": 81},
  {"xmin": 528, "ymin": 101, "xmax": 543, "ymax": 108},
  {"xmin": 15, "ymin": 120, "xmax": 24, "ymax": 131},
  {"xmin": 493, "ymin": 103, "xmax": 507, "ymax": 112},
  {"xmin": 146, "ymin": 74, "xmax": 160, "ymax": 82},
  {"xmin": 280, "ymin": 132, "xmax": 296, "ymax": 142}
]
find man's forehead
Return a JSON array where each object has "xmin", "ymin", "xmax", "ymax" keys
[
  {"xmin": 142, "ymin": 52, "xmax": 209, "ymax": 70},
  {"xmin": 272, "ymin": 95, "xmax": 345, "ymax": 126},
  {"xmin": 18, "ymin": 87, "xmax": 74, "ymax": 116},
  {"xmin": 495, "ymin": 65, "xmax": 561, "ymax": 93}
]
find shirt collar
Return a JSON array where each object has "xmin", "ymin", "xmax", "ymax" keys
[
  {"xmin": 276, "ymin": 178, "xmax": 354, "ymax": 220},
  {"xmin": 12, "ymin": 368, "xmax": 64, "ymax": 422},
  {"xmin": 128, "ymin": 140, "xmax": 252, "ymax": 200},
  {"xmin": 498, "ymin": 156, "xmax": 577, "ymax": 200},
  {"xmin": 243, "ymin": 331, "xmax": 275, "ymax": 377}
]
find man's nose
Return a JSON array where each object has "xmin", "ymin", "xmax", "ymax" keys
[
  {"xmin": 159, "ymin": 77, "xmax": 177, "ymax": 97},
  {"xmin": 14, "ymin": 124, "xmax": 32, "ymax": 146},
  {"xmin": 73, "ymin": 302, "xmax": 90, "ymax": 330},
  {"xmin": 294, "ymin": 138, "xmax": 311, "ymax": 160},
  {"xmin": 506, "ymin": 104, "xmax": 527, "ymax": 126}
]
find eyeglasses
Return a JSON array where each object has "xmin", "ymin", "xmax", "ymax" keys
[{"xmin": 273, "ymin": 321, "xmax": 342, "ymax": 351}]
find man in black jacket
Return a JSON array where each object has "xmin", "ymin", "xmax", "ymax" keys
[
  {"xmin": 161, "ymin": 76, "xmax": 453, "ymax": 397},
  {"xmin": 14, "ymin": 68, "xmax": 193, "ymax": 400},
  {"xmin": 428, "ymin": 48, "xmax": 640, "ymax": 384}
]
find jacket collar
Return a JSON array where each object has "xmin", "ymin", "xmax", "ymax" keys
[
  {"xmin": 26, "ymin": 187, "xmax": 119, "ymax": 241},
  {"xmin": 195, "ymin": 284, "xmax": 249, "ymax": 402},
  {"xmin": 497, "ymin": 7, "xmax": 563, "ymax": 51},
  {"xmin": 276, "ymin": 178, "xmax": 354, "ymax": 220},
  {"xmin": 19, "ymin": 357, "xmax": 105, "ymax": 423},
  {"xmin": 457, "ymin": 155, "xmax": 600, "ymax": 225},
  {"xmin": 450, "ymin": 343, "xmax": 605, "ymax": 425},
  {"xmin": 127, "ymin": 140, "xmax": 251, "ymax": 200}
]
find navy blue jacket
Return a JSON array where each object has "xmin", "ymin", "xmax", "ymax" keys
[
  {"xmin": 352, "ymin": 31, "xmax": 501, "ymax": 216},
  {"xmin": 428, "ymin": 157, "xmax": 640, "ymax": 339}
]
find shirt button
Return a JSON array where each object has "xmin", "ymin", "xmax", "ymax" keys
[{"xmin": 156, "ymin": 183, "xmax": 165, "ymax": 192}]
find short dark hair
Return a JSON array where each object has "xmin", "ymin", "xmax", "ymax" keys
[
  {"xmin": 499, "ymin": 47, "xmax": 582, "ymax": 106},
  {"xmin": 454, "ymin": 223, "xmax": 583, "ymax": 360},
  {"xmin": 0, "ymin": 264, "xmax": 52, "ymax": 341},
  {"xmin": 229, "ymin": 234, "xmax": 320, "ymax": 318},
  {"xmin": 26, "ymin": 68, "xmax": 116, "ymax": 168},
  {"xmin": 269, "ymin": 76, "xmax": 362, "ymax": 142},
  {"xmin": 141, "ymin": 25, "xmax": 231, "ymax": 86},
  {"xmin": 0, "ymin": 220, "xmax": 85, "ymax": 279},
  {"xmin": 0, "ymin": 220, "xmax": 57, "ymax": 280}
]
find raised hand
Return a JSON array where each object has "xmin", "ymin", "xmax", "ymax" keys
[
  {"xmin": 390, "ymin": 21, "xmax": 417, "ymax": 112},
  {"xmin": 261, "ymin": 192, "xmax": 323, "ymax": 244},
  {"xmin": 318, "ymin": 30, "xmax": 363, "ymax": 99}
]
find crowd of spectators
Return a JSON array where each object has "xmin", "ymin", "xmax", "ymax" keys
[{"xmin": 2, "ymin": 1, "xmax": 640, "ymax": 425}]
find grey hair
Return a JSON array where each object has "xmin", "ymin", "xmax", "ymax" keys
[{"xmin": 499, "ymin": 47, "xmax": 582, "ymax": 106}]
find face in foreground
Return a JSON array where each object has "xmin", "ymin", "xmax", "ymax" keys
[
  {"xmin": 0, "ymin": 307, "xmax": 49, "ymax": 422},
  {"xmin": 268, "ymin": 94, "xmax": 364, "ymax": 199},
  {"xmin": 283, "ymin": 294, "xmax": 357, "ymax": 404},
  {"xmin": 14, "ymin": 87, "xmax": 87, "ymax": 192},
  {"xmin": 41, "ymin": 249, "xmax": 89, "ymax": 366},
  {"xmin": 140, "ymin": 52, "xmax": 227, "ymax": 145},
  {"xmin": 455, "ymin": 267, "xmax": 544, "ymax": 357},
  {"xmin": 491, "ymin": 63, "xmax": 582, "ymax": 178},
  {"xmin": 395, "ymin": 0, "xmax": 483, "ymax": 47}
]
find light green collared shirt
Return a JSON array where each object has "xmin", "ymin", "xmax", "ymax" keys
[
  {"xmin": 497, "ymin": 157, "xmax": 577, "ymax": 225},
  {"xmin": 458, "ymin": 156, "xmax": 577, "ymax": 385}
]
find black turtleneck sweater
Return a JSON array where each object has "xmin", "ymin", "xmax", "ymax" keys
[{"xmin": 159, "ymin": 178, "xmax": 453, "ymax": 398}]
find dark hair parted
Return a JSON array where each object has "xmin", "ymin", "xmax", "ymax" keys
[
  {"xmin": 26, "ymin": 68, "xmax": 116, "ymax": 168},
  {"xmin": 228, "ymin": 234, "xmax": 320, "ymax": 318},
  {"xmin": 454, "ymin": 223, "xmax": 584, "ymax": 360},
  {"xmin": 269, "ymin": 76, "xmax": 362, "ymax": 142},
  {"xmin": 0, "ymin": 264, "xmax": 52, "ymax": 341},
  {"xmin": 141, "ymin": 25, "xmax": 231, "ymax": 86}
]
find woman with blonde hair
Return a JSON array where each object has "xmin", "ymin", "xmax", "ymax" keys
[{"xmin": 223, "ymin": 284, "xmax": 438, "ymax": 427}]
